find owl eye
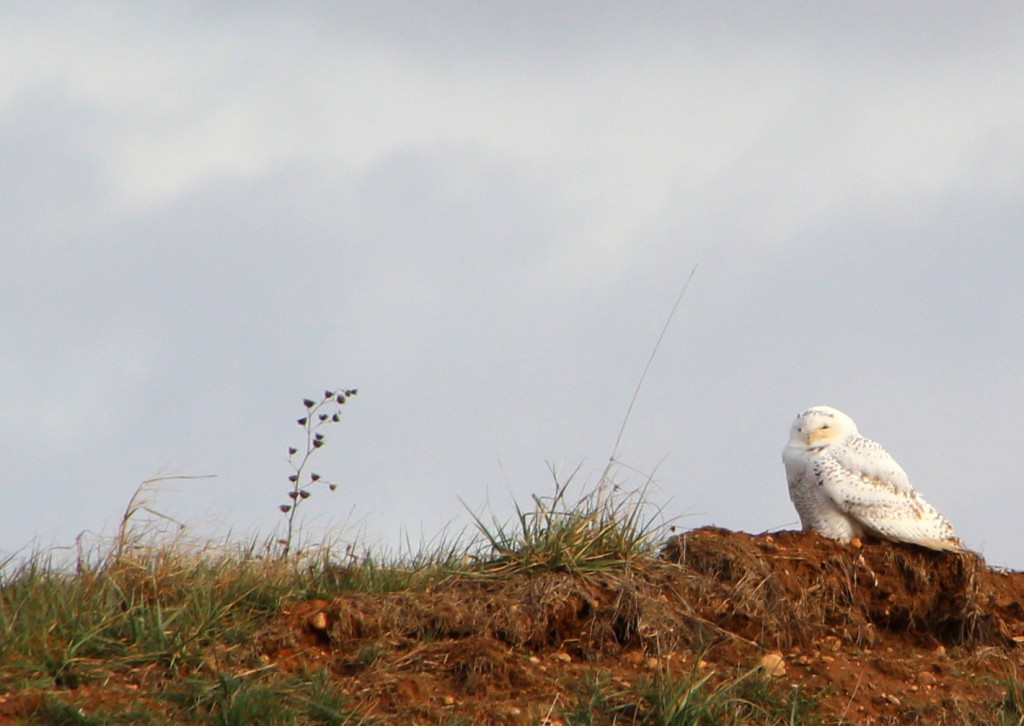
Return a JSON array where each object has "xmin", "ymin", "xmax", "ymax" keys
[{"xmin": 821, "ymin": 424, "xmax": 830, "ymax": 429}]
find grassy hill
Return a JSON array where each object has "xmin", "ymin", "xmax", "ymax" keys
[{"xmin": 2, "ymin": 484, "xmax": 1023, "ymax": 725}]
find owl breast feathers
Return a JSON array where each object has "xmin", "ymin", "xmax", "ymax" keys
[{"xmin": 782, "ymin": 405, "xmax": 962, "ymax": 551}]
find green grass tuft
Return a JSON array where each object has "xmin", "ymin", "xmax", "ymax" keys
[
  {"xmin": 466, "ymin": 468, "xmax": 666, "ymax": 576},
  {"xmin": 997, "ymin": 677, "xmax": 1024, "ymax": 726},
  {"xmin": 634, "ymin": 666, "xmax": 820, "ymax": 725}
]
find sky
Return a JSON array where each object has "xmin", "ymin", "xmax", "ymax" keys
[{"xmin": 3, "ymin": 3, "xmax": 1023, "ymax": 568}]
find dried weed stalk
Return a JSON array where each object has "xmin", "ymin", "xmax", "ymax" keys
[{"xmin": 278, "ymin": 388, "xmax": 358, "ymax": 557}]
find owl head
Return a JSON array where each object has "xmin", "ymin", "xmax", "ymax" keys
[{"xmin": 788, "ymin": 405, "xmax": 858, "ymax": 447}]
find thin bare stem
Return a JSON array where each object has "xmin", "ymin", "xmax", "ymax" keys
[{"xmin": 599, "ymin": 264, "xmax": 699, "ymax": 499}]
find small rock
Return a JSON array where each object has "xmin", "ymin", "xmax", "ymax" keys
[
  {"xmin": 528, "ymin": 656, "xmax": 541, "ymax": 664},
  {"xmin": 554, "ymin": 651, "xmax": 572, "ymax": 663},
  {"xmin": 309, "ymin": 611, "xmax": 328, "ymax": 631},
  {"xmin": 624, "ymin": 651, "xmax": 645, "ymax": 666},
  {"xmin": 443, "ymin": 695, "xmax": 455, "ymax": 706},
  {"xmin": 917, "ymin": 672, "xmax": 937, "ymax": 687},
  {"xmin": 644, "ymin": 657, "xmax": 660, "ymax": 670},
  {"xmin": 820, "ymin": 635, "xmax": 842, "ymax": 652},
  {"xmin": 759, "ymin": 652, "xmax": 786, "ymax": 678}
]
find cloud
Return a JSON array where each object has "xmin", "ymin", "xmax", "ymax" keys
[{"xmin": 2, "ymin": 4, "xmax": 1023, "ymax": 565}]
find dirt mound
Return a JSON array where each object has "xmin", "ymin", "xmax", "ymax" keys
[
  {"xmin": 257, "ymin": 527, "xmax": 1024, "ymax": 724},
  {"xmin": 662, "ymin": 527, "xmax": 1018, "ymax": 649}
]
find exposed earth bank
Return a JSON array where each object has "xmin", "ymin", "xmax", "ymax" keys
[{"xmin": 265, "ymin": 527, "xmax": 1024, "ymax": 723}]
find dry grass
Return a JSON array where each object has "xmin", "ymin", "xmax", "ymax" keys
[{"xmin": 465, "ymin": 469, "xmax": 668, "ymax": 577}]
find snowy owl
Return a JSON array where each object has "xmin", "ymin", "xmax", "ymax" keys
[{"xmin": 782, "ymin": 405, "xmax": 962, "ymax": 551}]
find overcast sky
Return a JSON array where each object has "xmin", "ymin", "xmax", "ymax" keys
[{"xmin": 3, "ymin": 3, "xmax": 1023, "ymax": 568}]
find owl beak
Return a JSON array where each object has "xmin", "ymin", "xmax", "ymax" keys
[{"xmin": 806, "ymin": 428, "xmax": 831, "ymax": 445}]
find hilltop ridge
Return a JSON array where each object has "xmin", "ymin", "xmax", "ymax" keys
[{"xmin": 3, "ymin": 526, "xmax": 1023, "ymax": 724}]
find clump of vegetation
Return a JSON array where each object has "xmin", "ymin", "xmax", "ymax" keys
[
  {"xmin": 0, "ymin": 536, "xmax": 370, "ymax": 723},
  {"xmin": 562, "ymin": 665, "xmax": 820, "ymax": 725},
  {"xmin": 278, "ymin": 388, "xmax": 357, "ymax": 557},
  {"xmin": 998, "ymin": 676, "xmax": 1024, "ymax": 725},
  {"xmin": 635, "ymin": 666, "xmax": 820, "ymax": 725},
  {"xmin": 466, "ymin": 470, "xmax": 666, "ymax": 576}
]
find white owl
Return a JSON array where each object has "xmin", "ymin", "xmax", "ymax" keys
[{"xmin": 782, "ymin": 405, "xmax": 962, "ymax": 551}]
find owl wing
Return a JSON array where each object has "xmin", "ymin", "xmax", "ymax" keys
[
  {"xmin": 828, "ymin": 435, "xmax": 912, "ymax": 494},
  {"xmin": 821, "ymin": 435, "xmax": 960, "ymax": 551}
]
